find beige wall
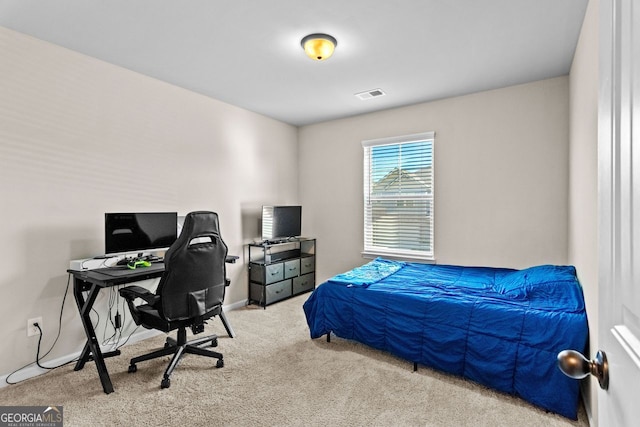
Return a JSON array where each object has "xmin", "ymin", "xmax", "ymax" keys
[
  {"xmin": 0, "ymin": 27, "xmax": 298, "ymax": 376},
  {"xmin": 1, "ymin": 10, "xmax": 597, "ymax": 410},
  {"xmin": 299, "ymin": 77, "xmax": 570, "ymax": 283},
  {"xmin": 568, "ymin": 0, "xmax": 599, "ymax": 423}
]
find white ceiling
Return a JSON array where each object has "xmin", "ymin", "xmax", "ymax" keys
[{"xmin": 0, "ymin": 0, "xmax": 589, "ymax": 126}]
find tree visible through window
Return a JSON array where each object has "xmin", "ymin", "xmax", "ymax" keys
[{"xmin": 362, "ymin": 132, "xmax": 434, "ymax": 260}]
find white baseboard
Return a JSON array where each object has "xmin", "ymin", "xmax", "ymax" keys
[
  {"xmin": 224, "ymin": 299, "xmax": 248, "ymax": 312},
  {"xmin": 580, "ymin": 381, "xmax": 595, "ymax": 426},
  {"xmin": 0, "ymin": 328, "xmax": 161, "ymax": 388},
  {"xmin": 0, "ymin": 301, "xmax": 247, "ymax": 389}
]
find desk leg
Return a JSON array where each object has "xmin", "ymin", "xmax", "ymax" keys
[
  {"xmin": 73, "ymin": 278, "xmax": 114, "ymax": 394},
  {"xmin": 219, "ymin": 310, "xmax": 236, "ymax": 338}
]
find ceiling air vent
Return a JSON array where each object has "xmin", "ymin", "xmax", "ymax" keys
[{"xmin": 355, "ymin": 88, "xmax": 386, "ymax": 100}]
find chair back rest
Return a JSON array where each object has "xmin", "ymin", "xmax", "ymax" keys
[{"xmin": 157, "ymin": 211, "xmax": 228, "ymax": 321}]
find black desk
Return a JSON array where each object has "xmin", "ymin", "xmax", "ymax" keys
[{"xmin": 68, "ymin": 261, "xmax": 236, "ymax": 394}]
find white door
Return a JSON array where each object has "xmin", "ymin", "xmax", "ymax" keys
[{"xmin": 599, "ymin": 0, "xmax": 640, "ymax": 425}]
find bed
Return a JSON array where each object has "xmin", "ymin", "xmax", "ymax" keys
[{"xmin": 303, "ymin": 258, "xmax": 588, "ymax": 420}]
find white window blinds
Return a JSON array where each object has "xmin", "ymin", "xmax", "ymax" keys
[{"xmin": 362, "ymin": 132, "xmax": 434, "ymax": 260}]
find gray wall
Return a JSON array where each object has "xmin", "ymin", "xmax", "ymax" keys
[{"xmin": 299, "ymin": 77, "xmax": 570, "ymax": 283}]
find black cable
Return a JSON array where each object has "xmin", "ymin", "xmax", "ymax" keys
[
  {"xmin": 38, "ymin": 274, "xmax": 71, "ymax": 361},
  {"xmin": 102, "ymin": 289, "xmax": 111, "ymax": 343},
  {"xmin": 115, "ymin": 286, "xmax": 125, "ymax": 344},
  {"xmin": 113, "ymin": 284, "xmax": 141, "ymax": 350},
  {"xmin": 33, "ymin": 324, "xmax": 76, "ymax": 370},
  {"xmin": 103, "ymin": 287, "xmax": 119, "ymax": 346},
  {"xmin": 32, "ymin": 275, "xmax": 79, "ymax": 370},
  {"xmin": 5, "ymin": 273, "xmax": 142, "ymax": 385},
  {"xmin": 90, "ymin": 307, "xmax": 100, "ymax": 332},
  {"xmin": 108, "ymin": 286, "xmax": 128, "ymax": 349},
  {"xmin": 33, "ymin": 324, "xmax": 53, "ymax": 370},
  {"xmin": 82, "ymin": 255, "xmax": 118, "ymax": 269},
  {"xmin": 116, "ymin": 323, "xmax": 140, "ymax": 350},
  {"xmin": 4, "ymin": 360, "xmax": 37, "ymax": 385},
  {"xmin": 5, "ymin": 275, "xmax": 75, "ymax": 384}
]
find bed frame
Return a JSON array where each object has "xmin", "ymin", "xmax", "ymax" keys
[{"xmin": 303, "ymin": 259, "xmax": 588, "ymax": 420}]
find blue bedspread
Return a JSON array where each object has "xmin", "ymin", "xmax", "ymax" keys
[{"xmin": 303, "ymin": 259, "xmax": 588, "ymax": 420}]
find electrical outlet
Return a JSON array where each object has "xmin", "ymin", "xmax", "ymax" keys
[{"xmin": 27, "ymin": 317, "xmax": 43, "ymax": 337}]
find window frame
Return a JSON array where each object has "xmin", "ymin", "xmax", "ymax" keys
[{"xmin": 362, "ymin": 131, "xmax": 435, "ymax": 262}]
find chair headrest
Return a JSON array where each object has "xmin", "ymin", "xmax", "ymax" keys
[
  {"xmin": 180, "ymin": 211, "xmax": 220, "ymax": 239},
  {"xmin": 165, "ymin": 211, "xmax": 221, "ymax": 263}
]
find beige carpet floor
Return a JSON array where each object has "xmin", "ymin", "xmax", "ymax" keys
[{"xmin": 1, "ymin": 294, "xmax": 588, "ymax": 426}]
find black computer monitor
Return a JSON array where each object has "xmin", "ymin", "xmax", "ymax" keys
[
  {"xmin": 261, "ymin": 205, "xmax": 302, "ymax": 242},
  {"xmin": 105, "ymin": 212, "xmax": 178, "ymax": 255}
]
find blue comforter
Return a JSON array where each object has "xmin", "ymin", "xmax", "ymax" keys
[{"xmin": 303, "ymin": 259, "xmax": 588, "ymax": 420}]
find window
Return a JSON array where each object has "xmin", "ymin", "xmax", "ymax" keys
[{"xmin": 362, "ymin": 132, "xmax": 434, "ymax": 261}]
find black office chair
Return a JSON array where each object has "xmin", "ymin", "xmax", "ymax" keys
[{"xmin": 119, "ymin": 211, "xmax": 228, "ymax": 389}]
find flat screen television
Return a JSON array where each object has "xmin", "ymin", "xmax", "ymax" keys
[
  {"xmin": 105, "ymin": 212, "xmax": 178, "ymax": 255},
  {"xmin": 261, "ymin": 205, "xmax": 302, "ymax": 242}
]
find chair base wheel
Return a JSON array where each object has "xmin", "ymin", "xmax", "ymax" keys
[
  {"xmin": 128, "ymin": 364, "xmax": 137, "ymax": 373},
  {"xmin": 216, "ymin": 359, "xmax": 224, "ymax": 368},
  {"xmin": 161, "ymin": 377, "xmax": 170, "ymax": 388}
]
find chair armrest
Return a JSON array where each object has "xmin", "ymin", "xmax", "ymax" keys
[
  {"xmin": 119, "ymin": 285, "xmax": 158, "ymax": 326},
  {"xmin": 119, "ymin": 285, "xmax": 159, "ymax": 305},
  {"xmin": 224, "ymin": 256, "xmax": 238, "ymax": 286}
]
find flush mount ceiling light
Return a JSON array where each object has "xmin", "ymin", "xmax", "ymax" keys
[{"xmin": 301, "ymin": 33, "xmax": 337, "ymax": 61}]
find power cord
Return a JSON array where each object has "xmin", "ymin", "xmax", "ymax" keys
[
  {"xmin": 116, "ymin": 323, "xmax": 140, "ymax": 350},
  {"xmin": 4, "ymin": 275, "xmax": 76, "ymax": 385},
  {"xmin": 33, "ymin": 323, "xmax": 75, "ymax": 370},
  {"xmin": 5, "ymin": 274, "xmax": 140, "ymax": 386},
  {"xmin": 115, "ymin": 288, "xmax": 139, "ymax": 349},
  {"xmin": 102, "ymin": 287, "xmax": 126, "ymax": 349}
]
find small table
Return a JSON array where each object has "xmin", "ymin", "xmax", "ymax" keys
[{"xmin": 68, "ymin": 258, "xmax": 236, "ymax": 394}]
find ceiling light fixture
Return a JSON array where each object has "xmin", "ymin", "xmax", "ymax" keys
[{"xmin": 301, "ymin": 33, "xmax": 337, "ymax": 61}]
